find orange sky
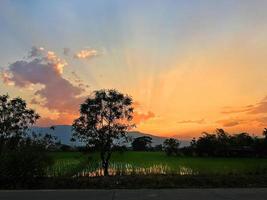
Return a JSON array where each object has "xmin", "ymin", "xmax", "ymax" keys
[{"xmin": 1, "ymin": 1, "xmax": 267, "ymax": 139}]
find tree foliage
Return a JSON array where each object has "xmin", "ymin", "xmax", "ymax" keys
[
  {"xmin": 0, "ymin": 94, "xmax": 40, "ymax": 151},
  {"xmin": 132, "ymin": 136, "xmax": 152, "ymax": 151},
  {"xmin": 163, "ymin": 138, "xmax": 180, "ymax": 156},
  {"xmin": 181, "ymin": 128, "xmax": 267, "ymax": 157}
]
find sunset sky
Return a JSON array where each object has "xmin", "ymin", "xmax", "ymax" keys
[{"xmin": 1, "ymin": 0, "xmax": 267, "ymax": 139}]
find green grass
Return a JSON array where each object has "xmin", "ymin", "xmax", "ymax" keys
[
  {"xmin": 48, "ymin": 151, "xmax": 267, "ymax": 177},
  {"xmin": 46, "ymin": 152, "xmax": 88, "ymax": 177}
]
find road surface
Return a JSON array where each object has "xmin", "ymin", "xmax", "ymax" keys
[{"xmin": 0, "ymin": 189, "xmax": 267, "ymax": 200}]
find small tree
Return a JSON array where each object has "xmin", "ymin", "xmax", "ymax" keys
[
  {"xmin": 132, "ymin": 136, "xmax": 152, "ymax": 151},
  {"xmin": 263, "ymin": 128, "xmax": 267, "ymax": 139},
  {"xmin": 0, "ymin": 94, "xmax": 54, "ymax": 184},
  {"xmin": 0, "ymin": 94, "xmax": 40, "ymax": 152},
  {"xmin": 72, "ymin": 89, "xmax": 134, "ymax": 176},
  {"xmin": 163, "ymin": 138, "xmax": 180, "ymax": 156}
]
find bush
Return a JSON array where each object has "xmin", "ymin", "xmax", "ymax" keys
[{"xmin": 0, "ymin": 139, "xmax": 53, "ymax": 186}]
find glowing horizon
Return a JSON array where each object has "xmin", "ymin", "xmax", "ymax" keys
[{"xmin": 1, "ymin": 0, "xmax": 267, "ymax": 139}]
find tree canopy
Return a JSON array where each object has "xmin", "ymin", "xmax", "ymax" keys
[
  {"xmin": 163, "ymin": 138, "xmax": 180, "ymax": 156},
  {"xmin": 0, "ymin": 94, "xmax": 40, "ymax": 139},
  {"xmin": 0, "ymin": 94, "xmax": 40, "ymax": 152},
  {"xmin": 132, "ymin": 136, "xmax": 152, "ymax": 151}
]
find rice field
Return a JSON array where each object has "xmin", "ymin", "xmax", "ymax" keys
[
  {"xmin": 46, "ymin": 152, "xmax": 88, "ymax": 177},
  {"xmin": 47, "ymin": 151, "xmax": 267, "ymax": 177}
]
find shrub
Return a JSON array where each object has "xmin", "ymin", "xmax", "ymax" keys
[{"xmin": 0, "ymin": 138, "xmax": 53, "ymax": 186}]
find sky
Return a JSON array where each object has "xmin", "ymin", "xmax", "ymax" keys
[{"xmin": 1, "ymin": 0, "xmax": 267, "ymax": 139}]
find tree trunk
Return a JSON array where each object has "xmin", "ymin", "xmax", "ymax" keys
[
  {"xmin": 100, "ymin": 148, "xmax": 111, "ymax": 176},
  {"xmin": 102, "ymin": 160, "xmax": 109, "ymax": 176}
]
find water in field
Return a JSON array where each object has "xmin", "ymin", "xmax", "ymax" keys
[{"xmin": 76, "ymin": 162, "xmax": 197, "ymax": 177}]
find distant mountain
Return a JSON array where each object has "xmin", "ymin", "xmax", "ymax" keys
[{"xmin": 31, "ymin": 125, "xmax": 190, "ymax": 147}]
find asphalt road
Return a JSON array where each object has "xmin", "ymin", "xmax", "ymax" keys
[{"xmin": 0, "ymin": 189, "xmax": 267, "ymax": 200}]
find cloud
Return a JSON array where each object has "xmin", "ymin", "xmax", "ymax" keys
[
  {"xmin": 2, "ymin": 46, "xmax": 85, "ymax": 114},
  {"xmin": 2, "ymin": 47, "xmax": 153, "ymax": 126},
  {"xmin": 221, "ymin": 96, "xmax": 267, "ymax": 115},
  {"xmin": 27, "ymin": 46, "xmax": 67, "ymax": 74},
  {"xmin": 254, "ymin": 116, "xmax": 267, "ymax": 126},
  {"xmin": 216, "ymin": 119, "xmax": 241, "ymax": 127},
  {"xmin": 132, "ymin": 101, "xmax": 155, "ymax": 124},
  {"xmin": 74, "ymin": 48, "xmax": 98, "ymax": 59},
  {"xmin": 1, "ymin": 70, "xmax": 14, "ymax": 85},
  {"xmin": 133, "ymin": 111, "xmax": 155, "ymax": 124},
  {"xmin": 30, "ymin": 97, "xmax": 42, "ymax": 105},
  {"xmin": 221, "ymin": 105, "xmax": 254, "ymax": 114},
  {"xmin": 248, "ymin": 96, "xmax": 267, "ymax": 114},
  {"xmin": 177, "ymin": 119, "xmax": 205, "ymax": 124},
  {"xmin": 217, "ymin": 95, "xmax": 267, "ymax": 128},
  {"xmin": 38, "ymin": 113, "xmax": 79, "ymax": 127}
]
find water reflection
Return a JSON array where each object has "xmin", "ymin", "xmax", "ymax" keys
[{"xmin": 76, "ymin": 162, "xmax": 197, "ymax": 177}]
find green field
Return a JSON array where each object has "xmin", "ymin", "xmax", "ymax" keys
[{"xmin": 47, "ymin": 151, "xmax": 267, "ymax": 177}]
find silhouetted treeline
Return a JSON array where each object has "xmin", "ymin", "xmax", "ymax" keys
[
  {"xmin": 55, "ymin": 129, "xmax": 267, "ymax": 158},
  {"xmin": 180, "ymin": 129, "xmax": 267, "ymax": 157}
]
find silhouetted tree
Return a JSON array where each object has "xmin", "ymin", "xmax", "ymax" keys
[
  {"xmin": 163, "ymin": 138, "xmax": 180, "ymax": 156},
  {"xmin": 231, "ymin": 132, "xmax": 253, "ymax": 146},
  {"xmin": 0, "ymin": 94, "xmax": 40, "ymax": 152},
  {"xmin": 72, "ymin": 89, "xmax": 134, "ymax": 176},
  {"xmin": 260, "ymin": 128, "xmax": 267, "ymax": 155},
  {"xmin": 132, "ymin": 136, "xmax": 152, "ymax": 151},
  {"xmin": 0, "ymin": 94, "xmax": 53, "ymax": 184},
  {"xmin": 263, "ymin": 128, "xmax": 267, "ymax": 139},
  {"xmin": 215, "ymin": 129, "xmax": 231, "ymax": 156},
  {"xmin": 195, "ymin": 132, "xmax": 217, "ymax": 156}
]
